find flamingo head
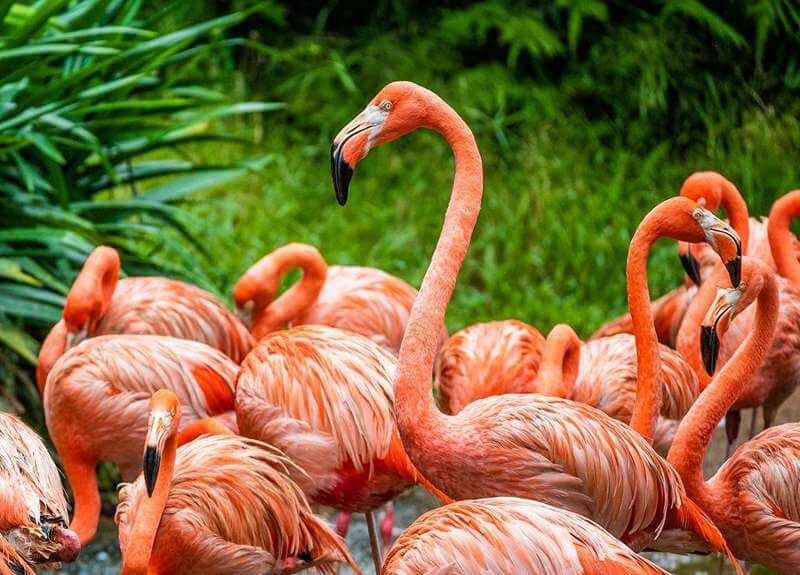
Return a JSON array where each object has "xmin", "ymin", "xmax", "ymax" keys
[
  {"xmin": 62, "ymin": 246, "xmax": 120, "ymax": 349},
  {"xmin": 680, "ymin": 171, "xmax": 729, "ymax": 212},
  {"xmin": 331, "ymin": 81, "xmax": 433, "ymax": 205},
  {"xmin": 144, "ymin": 390, "xmax": 180, "ymax": 497},
  {"xmin": 232, "ymin": 257, "xmax": 280, "ymax": 328},
  {"xmin": 692, "ymin": 208, "xmax": 742, "ymax": 287},
  {"xmin": 677, "ymin": 241, "xmax": 702, "ymax": 286}
]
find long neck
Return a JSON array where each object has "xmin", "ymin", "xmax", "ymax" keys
[
  {"xmin": 536, "ymin": 324, "xmax": 582, "ymax": 397},
  {"xmin": 675, "ymin": 263, "xmax": 726, "ymax": 389},
  {"xmin": 768, "ymin": 190, "xmax": 800, "ymax": 285},
  {"xmin": 250, "ymin": 245, "xmax": 327, "ymax": 339},
  {"xmin": 668, "ymin": 267, "xmax": 778, "ymax": 502},
  {"xmin": 626, "ymin": 198, "xmax": 704, "ymax": 442},
  {"xmin": 395, "ymin": 96, "xmax": 483, "ymax": 457},
  {"xmin": 719, "ymin": 179, "xmax": 750, "ymax": 254},
  {"xmin": 121, "ymin": 435, "xmax": 176, "ymax": 575}
]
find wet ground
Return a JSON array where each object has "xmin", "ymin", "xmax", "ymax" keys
[{"xmin": 44, "ymin": 397, "xmax": 797, "ymax": 575}]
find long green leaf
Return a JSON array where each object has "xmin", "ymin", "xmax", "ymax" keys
[{"xmin": 0, "ymin": 322, "xmax": 39, "ymax": 365}]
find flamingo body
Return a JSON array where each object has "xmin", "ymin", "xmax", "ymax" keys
[
  {"xmin": 383, "ymin": 498, "xmax": 668, "ymax": 574},
  {"xmin": 235, "ymin": 325, "xmax": 423, "ymax": 512},
  {"xmin": 44, "ymin": 335, "xmax": 240, "ymax": 543},
  {"xmin": 0, "ymin": 414, "xmax": 80, "ymax": 572}
]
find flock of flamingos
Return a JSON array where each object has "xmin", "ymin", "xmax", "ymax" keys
[{"xmin": 4, "ymin": 80, "xmax": 800, "ymax": 575}]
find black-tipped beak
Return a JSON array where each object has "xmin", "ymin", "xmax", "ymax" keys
[
  {"xmin": 726, "ymin": 256, "xmax": 742, "ymax": 288},
  {"xmin": 143, "ymin": 445, "xmax": 161, "ymax": 498},
  {"xmin": 330, "ymin": 143, "xmax": 353, "ymax": 206},
  {"xmin": 700, "ymin": 324, "xmax": 720, "ymax": 376},
  {"xmin": 680, "ymin": 250, "xmax": 703, "ymax": 286}
]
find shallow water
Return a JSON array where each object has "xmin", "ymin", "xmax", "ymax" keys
[{"xmin": 43, "ymin": 489, "xmax": 772, "ymax": 574}]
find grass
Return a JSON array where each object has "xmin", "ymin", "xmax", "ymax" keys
[{"xmin": 180, "ymin": 94, "xmax": 800, "ymax": 338}]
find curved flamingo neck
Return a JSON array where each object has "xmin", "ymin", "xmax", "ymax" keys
[
  {"xmin": 395, "ymin": 92, "xmax": 482, "ymax": 456},
  {"xmin": 768, "ymin": 190, "xmax": 800, "ymax": 285},
  {"xmin": 36, "ymin": 320, "xmax": 67, "ymax": 393},
  {"xmin": 627, "ymin": 197, "xmax": 708, "ymax": 442},
  {"xmin": 675, "ymin": 263, "xmax": 726, "ymax": 390},
  {"xmin": 718, "ymin": 179, "xmax": 750, "ymax": 254},
  {"xmin": 63, "ymin": 246, "xmax": 120, "ymax": 332},
  {"xmin": 120, "ymin": 434, "xmax": 176, "ymax": 575},
  {"xmin": 668, "ymin": 262, "xmax": 778, "ymax": 505},
  {"xmin": 248, "ymin": 244, "xmax": 328, "ymax": 339},
  {"xmin": 536, "ymin": 324, "xmax": 582, "ymax": 397},
  {"xmin": 680, "ymin": 173, "xmax": 750, "ymax": 253}
]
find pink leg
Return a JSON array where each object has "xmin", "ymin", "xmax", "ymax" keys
[
  {"xmin": 335, "ymin": 512, "xmax": 351, "ymax": 540},
  {"xmin": 380, "ymin": 501, "xmax": 395, "ymax": 550}
]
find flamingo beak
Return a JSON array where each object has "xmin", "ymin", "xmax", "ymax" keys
[
  {"xmin": 143, "ymin": 410, "xmax": 173, "ymax": 497},
  {"xmin": 700, "ymin": 286, "xmax": 740, "ymax": 375},
  {"xmin": 679, "ymin": 245, "xmax": 703, "ymax": 286},
  {"xmin": 331, "ymin": 104, "xmax": 386, "ymax": 206},
  {"xmin": 64, "ymin": 326, "xmax": 87, "ymax": 350}
]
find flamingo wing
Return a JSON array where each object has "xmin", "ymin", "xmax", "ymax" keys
[{"xmin": 383, "ymin": 498, "xmax": 668, "ymax": 575}]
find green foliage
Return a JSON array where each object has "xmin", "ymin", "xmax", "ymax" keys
[{"xmin": 0, "ymin": 0, "xmax": 278, "ymax": 419}]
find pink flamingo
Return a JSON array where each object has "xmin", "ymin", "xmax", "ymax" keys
[
  {"xmin": 331, "ymin": 81, "xmax": 742, "ymax": 564},
  {"xmin": 117, "ymin": 390, "xmax": 357, "ymax": 575},
  {"xmin": 434, "ymin": 319, "xmax": 544, "ymax": 414},
  {"xmin": 669, "ymin": 256, "xmax": 800, "ymax": 574},
  {"xmin": 383, "ymin": 498, "xmax": 669, "ymax": 574},
  {"xmin": 234, "ymin": 242, "xmax": 446, "ymax": 354},
  {"xmin": 235, "ymin": 325, "xmax": 447, "ymax": 572},
  {"xmin": 44, "ymin": 335, "xmax": 240, "ymax": 544},
  {"xmin": 0, "ymin": 413, "xmax": 80, "ymax": 573},
  {"xmin": 37, "ymin": 246, "xmax": 253, "ymax": 390}
]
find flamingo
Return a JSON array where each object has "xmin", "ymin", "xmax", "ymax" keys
[
  {"xmin": 330, "ymin": 81, "xmax": 742, "ymax": 563},
  {"xmin": 592, "ymin": 171, "xmax": 754, "ymax": 345},
  {"xmin": 0, "ymin": 413, "xmax": 80, "ymax": 574},
  {"xmin": 668, "ymin": 256, "xmax": 800, "ymax": 574},
  {"xmin": 44, "ymin": 335, "xmax": 240, "ymax": 544},
  {"xmin": 117, "ymin": 389, "xmax": 357, "ymax": 575},
  {"xmin": 434, "ymin": 319, "xmax": 545, "ymax": 414},
  {"xmin": 235, "ymin": 325, "xmax": 446, "ymax": 572},
  {"xmin": 234, "ymin": 242, "xmax": 447, "ymax": 354},
  {"xmin": 383, "ymin": 498, "xmax": 669, "ymax": 574},
  {"xmin": 37, "ymin": 246, "xmax": 253, "ymax": 390}
]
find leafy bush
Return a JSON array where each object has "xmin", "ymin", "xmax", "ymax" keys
[{"xmin": 0, "ymin": 0, "xmax": 279, "ymax": 419}]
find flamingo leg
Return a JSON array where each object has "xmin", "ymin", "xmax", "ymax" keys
[
  {"xmin": 724, "ymin": 410, "xmax": 741, "ymax": 459},
  {"xmin": 747, "ymin": 409, "xmax": 758, "ymax": 440},
  {"xmin": 61, "ymin": 453, "xmax": 100, "ymax": 545},
  {"xmin": 379, "ymin": 502, "xmax": 395, "ymax": 553},
  {"xmin": 365, "ymin": 511, "xmax": 383, "ymax": 574},
  {"xmin": 335, "ymin": 512, "xmax": 351, "ymax": 540},
  {"xmin": 763, "ymin": 405, "xmax": 777, "ymax": 431}
]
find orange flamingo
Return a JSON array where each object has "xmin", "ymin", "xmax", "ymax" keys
[
  {"xmin": 434, "ymin": 319, "xmax": 545, "ymax": 414},
  {"xmin": 383, "ymin": 498, "xmax": 669, "ymax": 574},
  {"xmin": 669, "ymin": 257, "xmax": 800, "ymax": 574},
  {"xmin": 37, "ymin": 246, "xmax": 253, "ymax": 390},
  {"xmin": 0, "ymin": 413, "xmax": 80, "ymax": 573},
  {"xmin": 331, "ymin": 81, "xmax": 742, "ymax": 563},
  {"xmin": 234, "ymin": 242, "xmax": 446, "ymax": 353},
  {"xmin": 44, "ymin": 335, "xmax": 240, "ymax": 544},
  {"xmin": 592, "ymin": 171, "xmax": 752, "ymax": 344},
  {"xmin": 235, "ymin": 325, "xmax": 445, "ymax": 572},
  {"xmin": 117, "ymin": 389, "xmax": 357, "ymax": 575}
]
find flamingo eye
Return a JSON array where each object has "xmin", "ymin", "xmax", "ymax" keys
[{"xmin": 379, "ymin": 100, "xmax": 392, "ymax": 112}]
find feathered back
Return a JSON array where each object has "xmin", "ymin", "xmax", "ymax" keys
[
  {"xmin": 116, "ymin": 435, "xmax": 353, "ymax": 571},
  {"xmin": 0, "ymin": 414, "xmax": 67, "ymax": 525},
  {"xmin": 96, "ymin": 277, "xmax": 253, "ymax": 363},
  {"xmin": 45, "ymin": 335, "xmax": 239, "ymax": 418},
  {"xmin": 238, "ymin": 325, "xmax": 400, "ymax": 470},
  {"xmin": 383, "ymin": 497, "xmax": 668, "ymax": 574}
]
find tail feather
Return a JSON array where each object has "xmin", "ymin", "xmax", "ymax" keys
[{"xmin": 673, "ymin": 496, "xmax": 744, "ymax": 575}]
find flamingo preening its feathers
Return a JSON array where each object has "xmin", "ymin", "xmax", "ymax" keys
[
  {"xmin": 234, "ymin": 242, "xmax": 447, "ymax": 354},
  {"xmin": 331, "ymin": 81, "xmax": 742, "ymax": 568},
  {"xmin": 44, "ymin": 335, "xmax": 240, "ymax": 544},
  {"xmin": 117, "ymin": 390, "xmax": 357, "ymax": 575},
  {"xmin": 37, "ymin": 246, "xmax": 253, "ymax": 391},
  {"xmin": 0, "ymin": 414, "xmax": 80, "ymax": 574}
]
